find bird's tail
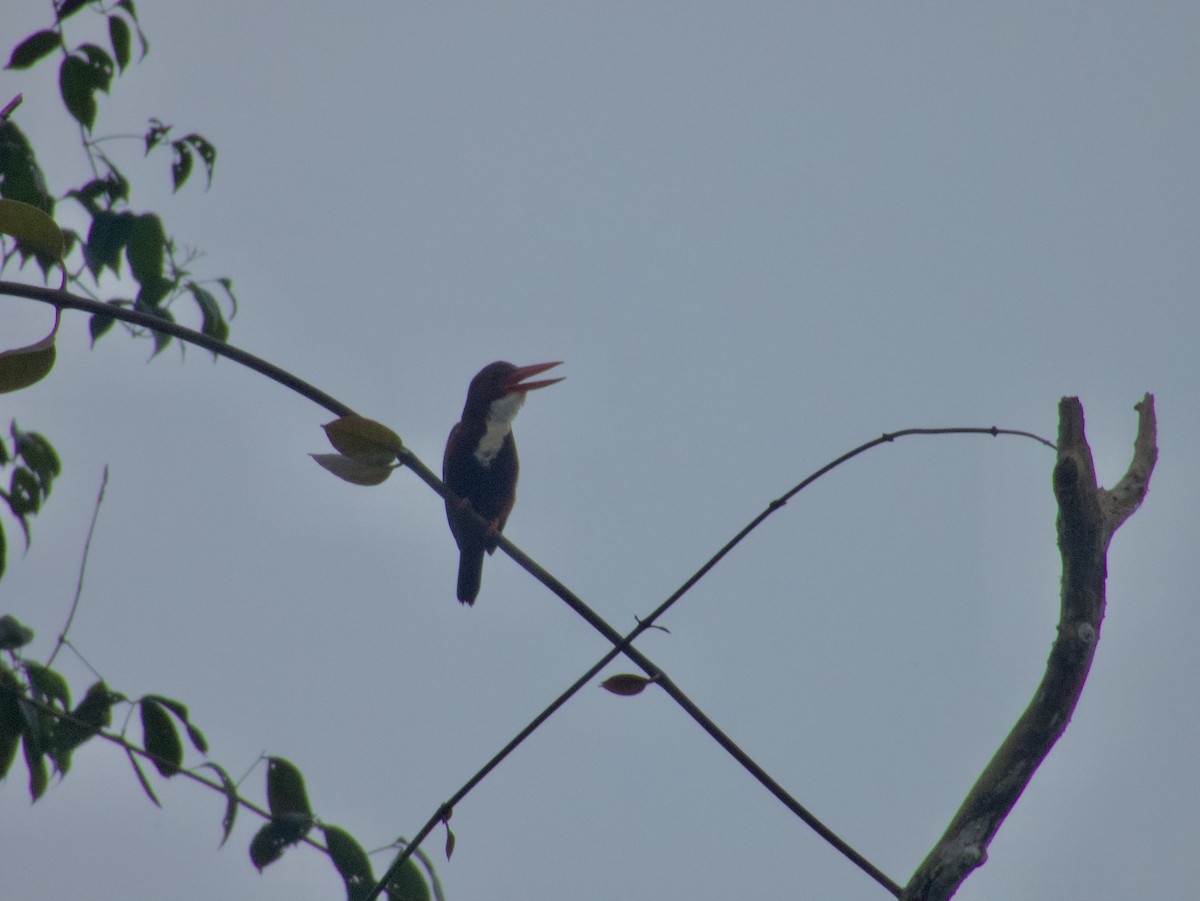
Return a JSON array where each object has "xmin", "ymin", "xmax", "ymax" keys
[{"xmin": 457, "ymin": 549, "xmax": 485, "ymax": 605}]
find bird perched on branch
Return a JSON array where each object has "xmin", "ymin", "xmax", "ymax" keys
[{"xmin": 443, "ymin": 360, "xmax": 563, "ymax": 604}]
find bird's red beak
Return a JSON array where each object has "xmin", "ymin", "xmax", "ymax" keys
[{"xmin": 504, "ymin": 361, "xmax": 564, "ymax": 394}]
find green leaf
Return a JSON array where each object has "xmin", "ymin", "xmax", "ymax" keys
[
  {"xmin": 68, "ymin": 173, "xmax": 129, "ymax": 214},
  {"xmin": 15, "ymin": 694, "xmax": 42, "ymax": 741},
  {"xmin": 216, "ymin": 277, "xmax": 238, "ymax": 318},
  {"xmin": 115, "ymin": 1, "xmax": 149, "ymax": 59},
  {"xmin": 249, "ymin": 822, "xmax": 284, "ymax": 871},
  {"xmin": 125, "ymin": 212, "xmax": 165, "ymax": 288},
  {"xmin": 186, "ymin": 722, "xmax": 207, "ymax": 754},
  {"xmin": 6, "ymin": 30, "xmax": 63, "ymax": 71},
  {"xmin": 23, "ymin": 662, "xmax": 70, "ymax": 710},
  {"xmin": 57, "ymin": 0, "xmax": 95, "ymax": 22},
  {"xmin": 143, "ymin": 695, "xmax": 189, "ymax": 724},
  {"xmin": 51, "ymin": 681, "xmax": 114, "ymax": 767},
  {"xmin": 126, "ymin": 747, "xmax": 161, "ymax": 806},
  {"xmin": 58, "ymin": 55, "xmax": 100, "ymax": 130},
  {"xmin": 249, "ymin": 821, "xmax": 289, "ymax": 872},
  {"xmin": 196, "ymin": 761, "xmax": 238, "ymax": 847},
  {"xmin": 89, "ymin": 311, "xmax": 115, "ymax": 343},
  {"xmin": 108, "ymin": 15, "xmax": 131, "ymax": 72},
  {"xmin": 3, "ymin": 425, "xmax": 58, "ymax": 507},
  {"xmin": 144, "ymin": 694, "xmax": 207, "ymax": 754},
  {"xmin": 266, "ymin": 756, "xmax": 312, "ymax": 818},
  {"xmin": 76, "ymin": 44, "xmax": 115, "ymax": 92},
  {"xmin": 248, "ymin": 791, "xmax": 312, "ymax": 868},
  {"xmin": 115, "ymin": 0, "xmax": 140, "ymax": 24},
  {"xmin": 170, "ymin": 141, "xmax": 192, "ymax": 191},
  {"xmin": 23, "ymin": 730, "xmax": 48, "ymax": 802},
  {"xmin": 186, "ymin": 283, "xmax": 228, "ymax": 343},
  {"xmin": 139, "ymin": 697, "xmax": 183, "ymax": 777},
  {"xmin": 133, "ymin": 300, "xmax": 174, "ymax": 355},
  {"xmin": 4, "ymin": 513, "xmax": 28, "ymax": 556},
  {"xmin": 13, "ymin": 425, "xmax": 61, "ymax": 491},
  {"xmin": 144, "ymin": 117, "xmax": 170, "ymax": 154},
  {"xmin": 385, "ymin": 857, "xmax": 432, "ymax": 901},
  {"xmin": 323, "ymin": 825, "xmax": 375, "ymax": 901},
  {"xmin": 0, "ymin": 666, "xmax": 23, "ymax": 779},
  {"xmin": 0, "ymin": 123, "xmax": 54, "ymax": 214},
  {"xmin": 84, "ymin": 209, "xmax": 134, "ymax": 276},
  {"xmin": 0, "ymin": 614, "xmax": 34, "ymax": 650},
  {"xmin": 8, "ymin": 467, "xmax": 42, "ymax": 516},
  {"xmin": 183, "ymin": 134, "xmax": 217, "ymax": 188}
]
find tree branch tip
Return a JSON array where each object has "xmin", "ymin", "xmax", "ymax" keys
[{"xmin": 633, "ymin": 616, "xmax": 671, "ymax": 634}]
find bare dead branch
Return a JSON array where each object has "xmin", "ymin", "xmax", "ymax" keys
[{"xmin": 902, "ymin": 395, "xmax": 1158, "ymax": 901}]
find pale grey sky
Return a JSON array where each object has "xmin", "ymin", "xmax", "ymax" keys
[{"xmin": 2, "ymin": 3, "xmax": 1198, "ymax": 899}]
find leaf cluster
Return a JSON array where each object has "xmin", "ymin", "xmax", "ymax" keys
[
  {"xmin": 0, "ymin": 422, "xmax": 60, "ymax": 580},
  {"xmin": 0, "ymin": 8, "xmax": 441, "ymax": 898},
  {"xmin": 2, "ymin": 0, "xmax": 233, "ymax": 354},
  {"xmin": 0, "ymin": 615, "xmax": 438, "ymax": 901}
]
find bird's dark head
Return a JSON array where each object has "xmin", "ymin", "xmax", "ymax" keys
[{"xmin": 462, "ymin": 361, "xmax": 564, "ymax": 420}]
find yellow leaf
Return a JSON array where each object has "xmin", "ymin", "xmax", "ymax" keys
[
  {"xmin": 0, "ymin": 198, "xmax": 65, "ymax": 261},
  {"xmin": 0, "ymin": 308, "xmax": 59, "ymax": 393},
  {"xmin": 322, "ymin": 415, "xmax": 403, "ymax": 464}
]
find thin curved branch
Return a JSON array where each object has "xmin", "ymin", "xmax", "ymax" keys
[
  {"xmin": 0, "ymin": 281, "xmax": 354, "ymax": 418},
  {"xmin": 10, "ymin": 279, "xmax": 900, "ymax": 893},
  {"xmin": 46, "ymin": 465, "xmax": 108, "ymax": 669},
  {"xmin": 372, "ymin": 426, "xmax": 1057, "ymax": 901},
  {"xmin": 902, "ymin": 395, "xmax": 1158, "ymax": 901}
]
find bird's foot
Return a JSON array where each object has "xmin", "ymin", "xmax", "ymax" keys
[{"xmin": 484, "ymin": 518, "xmax": 502, "ymax": 552}]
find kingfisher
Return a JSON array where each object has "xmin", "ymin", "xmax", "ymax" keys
[{"xmin": 443, "ymin": 360, "xmax": 564, "ymax": 605}]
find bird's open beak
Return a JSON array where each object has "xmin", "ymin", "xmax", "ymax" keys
[{"xmin": 505, "ymin": 361, "xmax": 565, "ymax": 393}]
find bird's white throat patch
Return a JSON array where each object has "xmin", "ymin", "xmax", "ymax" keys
[{"xmin": 475, "ymin": 392, "xmax": 526, "ymax": 466}]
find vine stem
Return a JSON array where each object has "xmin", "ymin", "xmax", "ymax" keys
[{"xmin": 46, "ymin": 464, "xmax": 108, "ymax": 668}]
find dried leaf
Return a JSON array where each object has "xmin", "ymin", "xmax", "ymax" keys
[{"xmin": 600, "ymin": 674, "xmax": 654, "ymax": 696}]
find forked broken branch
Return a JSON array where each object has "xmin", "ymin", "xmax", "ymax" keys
[{"xmin": 903, "ymin": 395, "xmax": 1157, "ymax": 901}]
